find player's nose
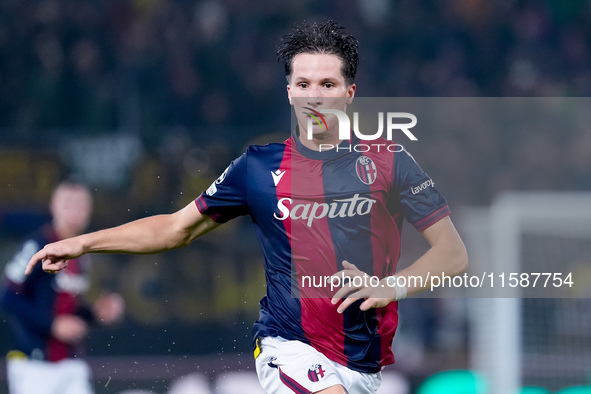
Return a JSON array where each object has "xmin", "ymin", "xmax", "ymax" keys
[{"xmin": 306, "ymin": 86, "xmax": 323, "ymax": 106}]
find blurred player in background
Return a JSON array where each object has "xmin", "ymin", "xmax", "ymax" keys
[
  {"xmin": 1, "ymin": 180, "xmax": 125, "ymax": 394},
  {"xmin": 24, "ymin": 21, "xmax": 467, "ymax": 394}
]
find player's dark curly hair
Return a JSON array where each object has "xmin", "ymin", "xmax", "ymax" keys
[{"xmin": 277, "ymin": 20, "xmax": 359, "ymax": 86}]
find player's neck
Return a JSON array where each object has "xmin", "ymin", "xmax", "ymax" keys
[{"xmin": 297, "ymin": 125, "xmax": 341, "ymax": 152}]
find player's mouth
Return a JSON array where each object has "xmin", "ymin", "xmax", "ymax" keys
[{"xmin": 302, "ymin": 106, "xmax": 328, "ymax": 130}]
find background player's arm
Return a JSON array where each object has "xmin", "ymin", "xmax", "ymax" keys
[
  {"xmin": 25, "ymin": 202, "xmax": 219, "ymax": 275},
  {"xmin": 333, "ymin": 216, "xmax": 467, "ymax": 312}
]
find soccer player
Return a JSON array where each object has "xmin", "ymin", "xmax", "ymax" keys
[
  {"xmin": 24, "ymin": 21, "xmax": 467, "ymax": 394},
  {"xmin": 1, "ymin": 181, "xmax": 125, "ymax": 394}
]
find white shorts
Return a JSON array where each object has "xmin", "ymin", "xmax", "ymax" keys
[
  {"xmin": 6, "ymin": 357, "xmax": 94, "ymax": 394},
  {"xmin": 255, "ymin": 336, "xmax": 382, "ymax": 394}
]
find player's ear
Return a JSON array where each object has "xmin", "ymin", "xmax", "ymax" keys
[
  {"xmin": 345, "ymin": 83, "xmax": 356, "ymax": 105},
  {"xmin": 287, "ymin": 84, "xmax": 293, "ymax": 105}
]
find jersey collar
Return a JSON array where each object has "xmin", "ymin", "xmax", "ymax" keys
[{"xmin": 291, "ymin": 126, "xmax": 357, "ymax": 161}]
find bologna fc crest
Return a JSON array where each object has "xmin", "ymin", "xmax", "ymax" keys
[
  {"xmin": 308, "ymin": 364, "xmax": 326, "ymax": 382},
  {"xmin": 356, "ymin": 156, "xmax": 377, "ymax": 185}
]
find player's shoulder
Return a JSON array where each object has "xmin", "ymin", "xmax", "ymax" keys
[
  {"xmin": 391, "ymin": 144, "xmax": 419, "ymax": 165},
  {"xmin": 221, "ymin": 140, "xmax": 288, "ymax": 178},
  {"xmin": 245, "ymin": 140, "xmax": 288, "ymax": 155},
  {"xmin": 243, "ymin": 139, "xmax": 290, "ymax": 164}
]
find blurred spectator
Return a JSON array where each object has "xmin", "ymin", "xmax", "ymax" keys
[
  {"xmin": 0, "ymin": 180, "xmax": 125, "ymax": 394},
  {"xmin": 0, "ymin": 1, "xmax": 590, "ymax": 202}
]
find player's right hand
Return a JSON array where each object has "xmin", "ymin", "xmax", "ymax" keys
[
  {"xmin": 24, "ymin": 240, "xmax": 83, "ymax": 276},
  {"xmin": 331, "ymin": 261, "xmax": 396, "ymax": 313}
]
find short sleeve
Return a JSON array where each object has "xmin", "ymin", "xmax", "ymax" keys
[
  {"xmin": 392, "ymin": 147, "xmax": 450, "ymax": 232},
  {"xmin": 195, "ymin": 153, "xmax": 250, "ymax": 223}
]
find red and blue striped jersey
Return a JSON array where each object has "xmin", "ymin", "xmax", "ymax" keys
[
  {"xmin": 195, "ymin": 130, "xmax": 450, "ymax": 373},
  {"xmin": 1, "ymin": 226, "xmax": 94, "ymax": 361}
]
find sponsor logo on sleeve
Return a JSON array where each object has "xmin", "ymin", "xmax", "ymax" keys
[
  {"xmin": 206, "ymin": 183, "xmax": 217, "ymax": 196},
  {"xmin": 410, "ymin": 179, "xmax": 435, "ymax": 194},
  {"xmin": 207, "ymin": 165, "xmax": 231, "ymax": 196},
  {"xmin": 215, "ymin": 166, "xmax": 230, "ymax": 184}
]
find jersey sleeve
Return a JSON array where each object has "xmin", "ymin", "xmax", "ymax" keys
[
  {"xmin": 195, "ymin": 152, "xmax": 249, "ymax": 223},
  {"xmin": 392, "ymin": 146, "xmax": 451, "ymax": 232}
]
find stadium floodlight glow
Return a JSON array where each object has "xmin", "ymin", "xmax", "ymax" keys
[{"xmin": 305, "ymin": 109, "xmax": 418, "ymax": 141}]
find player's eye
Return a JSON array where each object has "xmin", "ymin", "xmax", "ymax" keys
[
  {"xmin": 298, "ymin": 82, "xmax": 308, "ymax": 89},
  {"xmin": 323, "ymin": 83, "xmax": 335, "ymax": 88}
]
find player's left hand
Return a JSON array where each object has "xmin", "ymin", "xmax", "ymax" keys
[{"xmin": 330, "ymin": 261, "xmax": 396, "ymax": 313}]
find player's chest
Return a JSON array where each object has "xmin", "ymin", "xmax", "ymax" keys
[{"xmin": 247, "ymin": 154, "xmax": 391, "ymax": 222}]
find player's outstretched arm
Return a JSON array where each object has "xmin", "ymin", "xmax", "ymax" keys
[
  {"xmin": 332, "ymin": 216, "xmax": 468, "ymax": 312},
  {"xmin": 25, "ymin": 202, "xmax": 219, "ymax": 275}
]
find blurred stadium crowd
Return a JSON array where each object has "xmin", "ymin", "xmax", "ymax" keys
[
  {"xmin": 1, "ymin": 0, "xmax": 590, "ymax": 392},
  {"xmin": 1, "ymin": 0, "xmax": 590, "ymax": 205}
]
